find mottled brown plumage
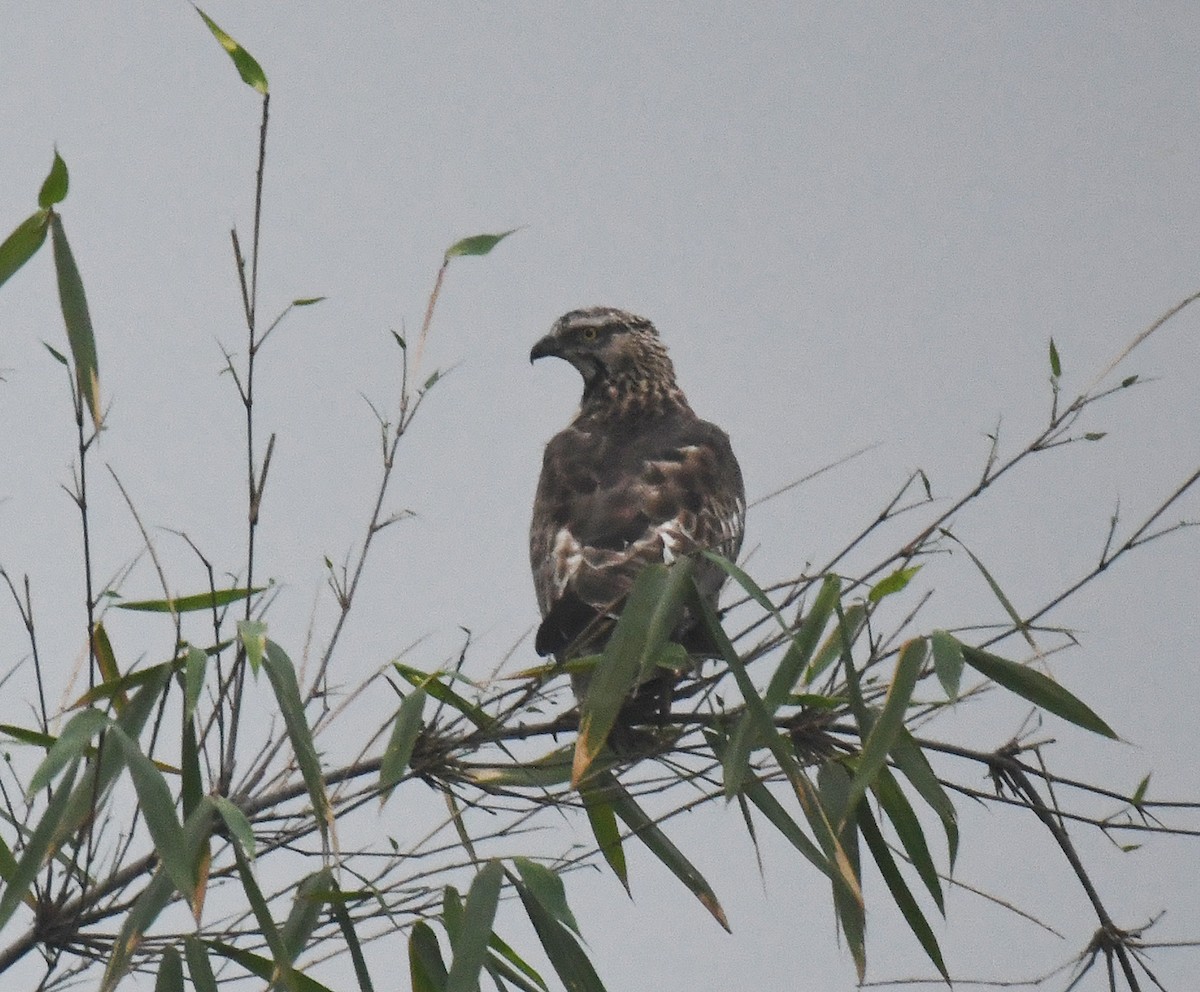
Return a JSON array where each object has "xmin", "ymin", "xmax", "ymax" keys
[{"xmin": 529, "ymin": 307, "xmax": 745, "ymax": 681}]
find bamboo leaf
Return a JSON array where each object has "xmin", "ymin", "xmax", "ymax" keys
[
  {"xmin": 840, "ymin": 638, "xmax": 928, "ymax": 827},
  {"xmin": 514, "ymin": 858, "xmax": 580, "ymax": 935},
  {"xmin": 699, "ymin": 550, "xmax": 787, "ymax": 631},
  {"xmin": 262, "ymin": 640, "xmax": 333, "ymax": 839},
  {"xmin": 38, "ymin": 150, "xmax": 69, "ymax": 208},
  {"xmin": 960, "ymin": 642, "xmax": 1117, "ymax": 738},
  {"xmin": 205, "ymin": 941, "xmax": 337, "ymax": 992},
  {"xmin": 807, "ymin": 602, "xmax": 866, "ymax": 682},
  {"xmin": 116, "ymin": 586, "xmax": 264, "ymax": 613},
  {"xmin": 579, "ymin": 783, "xmax": 628, "ymax": 891},
  {"xmin": 194, "ymin": 6, "xmax": 269, "ymax": 93},
  {"xmin": 212, "ymin": 795, "xmax": 255, "ymax": 858},
  {"xmin": 601, "ymin": 771, "xmax": 730, "ymax": 932},
  {"xmin": 327, "ymin": 878, "xmax": 375, "ymax": 992},
  {"xmin": 91, "ymin": 622, "xmax": 126, "ymax": 712},
  {"xmin": 818, "ymin": 761, "xmax": 866, "ymax": 981},
  {"xmin": 380, "ymin": 688, "xmax": 427, "ymax": 798},
  {"xmin": 30, "ymin": 709, "xmax": 107, "ymax": 793},
  {"xmin": 574, "ymin": 560, "xmax": 692, "ymax": 786},
  {"xmin": 394, "ymin": 664, "xmax": 494, "ymax": 731},
  {"xmin": 230, "ymin": 838, "xmax": 293, "ymax": 986},
  {"xmin": 868, "ymin": 565, "xmax": 922, "ymax": 604},
  {"xmin": 891, "ymin": 728, "xmax": 959, "ymax": 867},
  {"xmin": 444, "ymin": 229, "xmax": 517, "ymax": 259},
  {"xmin": 446, "ymin": 860, "xmax": 504, "ymax": 992},
  {"xmin": 514, "ymin": 880, "xmax": 608, "ymax": 992},
  {"xmin": 0, "ymin": 760, "xmax": 79, "ymax": 932},
  {"xmin": 49, "ymin": 212, "xmax": 102, "ymax": 428},
  {"xmin": 154, "ymin": 946, "xmax": 184, "ymax": 992},
  {"xmin": 409, "ymin": 921, "xmax": 449, "ymax": 992},
  {"xmin": 70, "ymin": 659, "xmax": 175, "ymax": 710},
  {"xmin": 184, "ymin": 646, "xmax": 207, "ymax": 722},
  {"xmin": 239, "ymin": 619, "xmax": 267, "ymax": 674},
  {"xmin": 293, "ymin": 296, "xmax": 326, "ymax": 306},
  {"xmin": 281, "ymin": 869, "xmax": 332, "ymax": 966},
  {"xmin": 184, "ymin": 937, "xmax": 219, "ymax": 992},
  {"xmin": 873, "ymin": 767, "xmax": 943, "ymax": 913},
  {"xmin": 765, "ymin": 573, "xmax": 840, "ymax": 706},
  {"xmin": 100, "ymin": 867, "xmax": 177, "ymax": 991},
  {"xmin": 107, "ymin": 726, "xmax": 194, "ymax": 903},
  {"xmin": 0, "ymin": 209, "xmax": 49, "ymax": 290},
  {"xmin": 930, "ymin": 629, "xmax": 963, "ymax": 701},
  {"xmin": 857, "ymin": 801, "xmax": 949, "ymax": 981},
  {"xmin": 1049, "ymin": 337, "xmax": 1062, "ymax": 378}
]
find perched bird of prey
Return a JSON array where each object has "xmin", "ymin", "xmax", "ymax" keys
[{"xmin": 529, "ymin": 307, "xmax": 746, "ymax": 699}]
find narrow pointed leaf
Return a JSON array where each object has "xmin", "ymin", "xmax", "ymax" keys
[
  {"xmin": 205, "ymin": 942, "xmax": 337, "ymax": 992},
  {"xmin": 891, "ymin": 728, "xmax": 958, "ymax": 867},
  {"xmin": 155, "ymin": 946, "xmax": 184, "ymax": 992},
  {"xmin": 327, "ymin": 878, "xmax": 375, "ymax": 992},
  {"xmin": 444, "ymin": 229, "xmax": 517, "ymax": 258},
  {"xmin": 514, "ymin": 858, "xmax": 580, "ymax": 935},
  {"xmin": 262, "ymin": 641, "xmax": 332, "ymax": 839},
  {"xmin": 0, "ymin": 209, "xmax": 49, "ymax": 289},
  {"xmin": 446, "ymin": 861, "xmax": 504, "ymax": 992},
  {"xmin": 818, "ymin": 761, "xmax": 866, "ymax": 981},
  {"xmin": 840, "ymin": 638, "xmax": 928, "ymax": 827},
  {"xmin": 230, "ymin": 838, "xmax": 292, "ymax": 985},
  {"xmin": 868, "ymin": 565, "xmax": 922, "ymax": 604},
  {"xmin": 409, "ymin": 922, "xmax": 449, "ymax": 992},
  {"xmin": 107, "ymin": 726, "xmax": 194, "ymax": 902},
  {"xmin": 394, "ymin": 664, "xmax": 493, "ymax": 731},
  {"xmin": 293, "ymin": 296, "xmax": 326, "ymax": 306},
  {"xmin": 38, "ymin": 151, "xmax": 69, "ymax": 207},
  {"xmin": 100, "ymin": 866, "xmax": 177, "ymax": 991},
  {"xmin": 116, "ymin": 586, "xmax": 264, "ymax": 613},
  {"xmin": 239, "ymin": 619, "xmax": 267, "ymax": 674},
  {"xmin": 574, "ymin": 560, "xmax": 692, "ymax": 786},
  {"xmin": 212, "ymin": 795, "xmax": 255, "ymax": 858},
  {"xmin": 184, "ymin": 646, "xmax": 207, "ymax": 722},
  {"xmin": 601, "ymin": 771, "xmax": 729, "ymax": 931},
  {"xmin": 1049, "ymin": 337, "xmax": 1062, "ymax": 378},
  {"xmin": 43, "ymin": 340, "xmax": 68, "ymax": 365},
  {"xmin": 0, "ymin": 760, "xmax": 79, "ymax": 932},
  {"xmin": 184, "ymin": 937, "xmax": 219, "ymax": 992},
  {"xmin": 960, "ymin": 642, "xmax": 1117, "ymax": 738},
  {"xmin": 195, "ymin": 7, "xmax": 269, "ymax": 93},
  {"xmin": 181, "ymin": 718, "xmax": 202, "ymax": 819},
  {"xmin": 579, "ymin": 784, "xmax": 628, "ymax": 890},
  {"xmin": 807, "ymin": 602, "xmax": 866, "ymax": 682},
  {"xmin": 282, "ymin": 869, "xmax": 331, "ymax": 965},
  {"xmin": 70, "ymin": 659, "xmax": 176, "ymax": 710},
  {"xmin": 89, "ymin": 622, "xmax": 126, "ymax": 713},
  {"xmin": 857, "ymin": 801, "xmax": 949, "ymax": 981},
  {"xmin": 699, "ymin": 550, "xmax": 787, "ymax": 631},
  {"xmin": 765, "ymin": 573, "xmax": 840, "ymax": 706},
  {"xmin": 30, "ymin": 708, "xmax": 107, "ymax": 793},
  {"xmin": 930, "ymin": 629, "xmax": 963, "ymax": 701},
  {"xmin": 514, "ymin": 880, "xmax": 608, "ymax": 992},
  {"xmin": 873, "ymin": 767, "xmax": 943, "ymax": 913},
  {"xmin": 380, "ymin": 688, "xmax": 427, "ymax": 797},
  {"xmin": 49, "ymin": 212, "xmax": 101, "ymax": 428}
]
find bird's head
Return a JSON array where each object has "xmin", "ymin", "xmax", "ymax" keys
[{"xmin": 530, "ymin": 307, "xmax": 683, "ymax": 414}]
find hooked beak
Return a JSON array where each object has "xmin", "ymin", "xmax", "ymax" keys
[{"xmin": 529, "ymin": 334, "xmax": 561, "ymax": 364}]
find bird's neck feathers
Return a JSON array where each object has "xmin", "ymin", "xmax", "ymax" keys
[{"xmin": 577, "ymin": 347, "xmax": 692, "ymax": 422}]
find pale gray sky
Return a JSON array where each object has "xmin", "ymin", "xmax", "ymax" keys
[{"xmin": 2, "ymin": 4, "xmax": 1198, "ymax": 989}]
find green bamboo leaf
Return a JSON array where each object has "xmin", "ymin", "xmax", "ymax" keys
[
  {"xmin": 30, "ymin": 708, "xmax": 108, "ymax": 793},
  {"xmin": 409, "ymin": 922, "xmax": 449, "ymax": 992},
  {"xmin": 579, "ymin": 783, "xmax": 628, "ymax": 890},
  {"xmin": 891, "ymin": 728, "xmax": 958, "ymax": 867},
  {"xmin": 840, "ymin": 639, "xmax": 928, "ymax": 828},
  {"xmin": 49, "ymin": 212, "xmax": 101, "ymax": 428},
  {"xmin": 857, "ymin": 801, "xmax": 949, "ymax": 981},
  {"xmin": 601, "ymin": 771, "xmax": 730, "ymax": 932},
  {"xmin": 1131, "ymin": 773, "xmax": 1151, "ymax": 808},
  {"xmin": 239, "ymin": 619, "xmax": 267, "ymax": 674},
  {"xmin": 327, "ymin": 878, "xmax": 375, "ymax": 992},
  {"xmin": 181, "ymin": 717, "xmax": 202, "ymax": 819},
  {"xmin": 948, "ymin": 534, "xmax": 1033, "ymax": 647},
  {"xmin": 1049, "ymin": 337, "xmax": 1062, "ymax": 378},
  {"xmin": 380, "ymin": 688, "xmax": 426, "ymax": 797},
  {"xmin": 184, "ymin": 646, "xmax": 207, "ymax": 722},
  {"xmin": 90, "ymin": 621, "xmax": 126, "ymax": 711},
  {"xmin": 930, "ymin": 629, "xmax": 963, "ymax": 701},
  {"xmin": 282, "ymin": 869, "xmax": 332, "ymax": 965},
  {"xmin": 184, "ymin": 936, "xmax": 219, "ymax": 992},
  {"xmin": 394, "ymin": 664, "xmax": 494, "ymax": 731},
  {"xmin": 262, "ymin": 640, "xmax": 333, "ymax": 839},
  {"xmin": 100, "ymin": 865, "xmax": 176, "ymax": 991},
  {"xmin": 0, "ymin": 209, "xmax": 49, "ymax": 290},
  {"xmin": 574, "ymin": 559, "xmax": 692, "ymax": 786},
  {"xmin": 446, "ymin": 861, "xmax": 504, "ymax": 992},
  {"xmin": 0, "ymin": 836, "xmax": 16, "ymax": 881},
  {"xmin": 116, "ymin": 586, "xmax": 265, "ymax": 613},
  {"xmin": 38, "ymin": 150, "xmax": 69, "ymax": 208},
  {"xmin": 868, "ymin": 565, "xmax": 922, "ymax": 604},
  {"xmin": 818, "ymin": 761, "xmax": 866, "ymax": 981},
  {"xmin": 230, "ymin": 838, "xmax": 293, "ymax": 985},
  {"xmin": 807, "ymin": 601, "xmax": 866, "ymax": 682},
  {"xmin": 0, "ymin": 724, "xmax": 56, "ymax": 748},
  {"xmin": 960, "ymin": 642, "xmax": 1117, "ymax": 738},
  {"xmin": 514, "ymin": 881, "xmax": 608, "ymax": 992},
  {"xmin": 71, "ymin": 659, "xmax": 175, "ymax": 710},
  {"xmin": 194, "ymin": 6, "xmax": 269, "ymax": 93},
  {"xmin": 444, "ymin": 229, "xmax": 517, "ymax": 259},
  {"xmin": 463, "ymin": 744, "xmax": 575, "ymax": 788},
  {"xmin": 205, "ymin": 941, "xmax": 338, "ymax": 992},
  {"xmin": 212, "ymin": 795, "xmax": 255, "ymax": 858},
  {"xmin": 514, "ymin": 858, "xmax": 580, "ymax": 935},
  {"xmin": 483, "ymin": 935, "xmax": 550, "ymax": 992},
  {"xmin": 699, "ymin": 550, "xmax": 787, "ymax": 631},
  {"xmin": 43, "ymin": 340, "xmax": 69, "ymax": 365},
  {"xmin": 107, "ymin": 725, "xmax": 194, "ymax": 903},
  {"xmin": 0, "ymin": 760, "xmax": 79, "ymax": 932},
  {"xmin": 873, "ymin": 767, "xmax": 943, "ymax": 913},
  {"xmin": 292, "ymin": 296, "xmax": 326, "ymax": 306},
  {"xmin": 154, "ymin": 946, "xmax": 184, "ymax": 992},
  {"xmin": 765, "ymin": 573, "xmax": 841, "ymax": 707}
]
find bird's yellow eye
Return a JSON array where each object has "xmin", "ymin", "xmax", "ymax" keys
[{"xmin": 582, "ymin": 326, "xmax": 598, "ymax": 341}]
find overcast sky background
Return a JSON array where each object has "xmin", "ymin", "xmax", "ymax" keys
[{"xmin": 2, "ymin": 4, "xmax": 1198, "ymax": 990}]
